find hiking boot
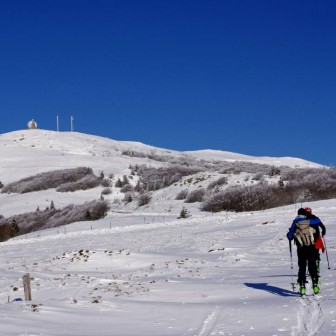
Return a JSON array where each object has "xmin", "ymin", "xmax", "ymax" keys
[
  {"xmin": 312, "ymin": 278, "xmax": 320, "ymax": 294},
  {"xmin": 313, "ymin": 284, "xmax": 320, "ymax": 294},
  {"xmin": 298, "ymin": 279, "xmax": 306, "ymax": 295}
]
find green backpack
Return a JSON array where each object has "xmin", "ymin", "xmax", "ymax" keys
[{"xmin": 294, "ymin": 219, "xmax": 316, "ymax": 246}]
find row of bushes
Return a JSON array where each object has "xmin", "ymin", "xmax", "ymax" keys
[
  {"xmin": 1, "ymin": 167, "xmax": 111, "ymax": 194},
  {"xmin": 201, "ymin": 170, "xmax": 336, "ymax": 212},
  {"xmin": 0, "ymin": 200, "xmax": 109, "ymax": 241},
  {"xmin": 132, "ymin": 160, "xmax": 336, "ymax": 212},
  {"xmin": 122, "ymin": 150, "xmax": 174, "ymax": 162},
  {"xmin": 133, "ymin": 163, "xmax": 283, "ymax": 194},
  {"xmin": 170, "ymin": 167, "xmax": 336, "ymax": 212},
  {"xmin": 123, "ymin": 149, "xmax": 286, "ymax": 176},
  {"xmin": 136, "ymin": 165, "xmax": 203, "ymax": 191},
  {"xmin": 176, "ymin": 188, "xmax": 206, "ymax": 203},
  {"xmin": 202, "ymin": 184, "xmax": 283, "ymax": 212},
  {"xmin": 173, "ymin": 179, "xmax": 336, "ymax": 213}
]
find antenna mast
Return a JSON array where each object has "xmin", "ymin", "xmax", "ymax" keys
[
  {"xmin": 56, "ymin": 116, "xmax": 59, "ymax": 131},
  {"xmin": 71, "ymin": 116, "xmax": 74, "ymax": 132}
]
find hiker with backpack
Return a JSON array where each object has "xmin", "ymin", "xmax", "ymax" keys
[
  {"xmin": 303, "ymin": 207, "xmax": 326, "ymax": 275},
  {"xmin": 287, "ymin": 208, "xmax": 320, "ymax": 295}
]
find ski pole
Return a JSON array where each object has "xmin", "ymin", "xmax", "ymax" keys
[
  {"xmin": 323, "ymin": 237, "xmax": 331, "ymax": 270},
  {"xmin": 289, "ymin": 240, "xmax": 296, "ymax": 290}
]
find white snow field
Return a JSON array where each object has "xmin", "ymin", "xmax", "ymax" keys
[{"xmin": 0, "ymin": 129, "xmax": 334, "ymax": 335}]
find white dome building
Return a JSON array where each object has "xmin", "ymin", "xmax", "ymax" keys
[{"xmin": 27, "ymin": 119, "xmax": 38, "ymax": 129}]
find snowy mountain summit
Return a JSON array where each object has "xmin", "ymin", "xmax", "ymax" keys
[
  {"xmin": 0, "ymin": 128, "xmax": 326, "ymax": 218},
  {"xmin": 0, "ymin": 129, "xmax": 321, "ymax": 183},
  {"xmin": 0, "ymin": 129, "xmax": 322, "ymax": 217}
]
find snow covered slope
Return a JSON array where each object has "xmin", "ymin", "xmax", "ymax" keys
[
  {"xmin": 0, "ymin": 129, "xmax": 175, "ymax": 183},
  {"xmin": 185, "ymin": 149, "xmax": 322, "ymax": 168},
  {"xmin": 0, "ymin": 129, "xmax": 334, "ymax": 336},
  {"xmin": 0, "ymin": 129, "xmax": 322, "ymax": 217},
  {"xmin": 0, "ymin": 129, "xmax": 321, "ymax": 185},
  {"xmin": 0, "ymin": 199, "xmax": 335, "ymax": 335}
]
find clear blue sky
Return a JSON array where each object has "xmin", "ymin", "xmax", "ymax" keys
[{"xmin": 1, "ymin": 0, "xmax": 336, "ymax": 165}]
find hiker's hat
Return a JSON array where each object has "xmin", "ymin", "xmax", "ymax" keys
[
  {"xmin": 298, "ymin": 208, "xmax": 306, "ymax": 215},
  {"xmin": 304, "ymin": 207, "xmax": 312, "ymax": 214}
]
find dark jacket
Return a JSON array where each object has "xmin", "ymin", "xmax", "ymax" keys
[
  {"xmin": 287, "ymin": 208, "xmax": 326, "ymax": 242},
  {"xmin": 306, "ymin": 212, "xmax": 326, "ymax": 239}
]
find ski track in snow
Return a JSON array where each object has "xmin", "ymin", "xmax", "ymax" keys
[
  {"xmin": 295, "ymin": 295, "xmax": 324, "ymax": 336},
  {"xmin": 194, "ymin": 306, "xmax": 220, "ymax": 336}
]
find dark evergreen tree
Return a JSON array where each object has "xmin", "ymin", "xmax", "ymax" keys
[
  {"xmin": 179, "ymin": 207, "xmax": 190, "ymax": 219},
  {"xmin": 85, "ymin": 210, "xmax": 92, "ymax": 220},
  {"xmin": 10, "ymin": 218, "xmax": 20, "ymax": 237},
  {"xmin": 115, "ymin": 178, "xmax": 122, "ymax": 188}
]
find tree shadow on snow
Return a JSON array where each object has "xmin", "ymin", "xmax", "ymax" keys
[{"xmin": 244, "ymin": 282, "xmax": 298, "ymax": 297}]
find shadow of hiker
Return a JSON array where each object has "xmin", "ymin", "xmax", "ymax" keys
[{"xmin": 245, "ymin": 283, "xmax": 298, "ymax": 297}]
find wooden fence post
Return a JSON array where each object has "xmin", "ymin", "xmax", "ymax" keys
[{"xmin": 23, "ymin": 273, "xmax": 32, "ymax": 301}]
